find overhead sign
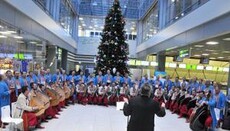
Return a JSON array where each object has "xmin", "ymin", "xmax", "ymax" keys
[{"xmin": 179, "ymin": 49, "xmax": 189, "ymax": 58}]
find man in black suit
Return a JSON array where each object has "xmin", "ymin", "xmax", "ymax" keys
[{"xmin": 123, "ymin": 83, "xmax": 166, "ymax": 131}]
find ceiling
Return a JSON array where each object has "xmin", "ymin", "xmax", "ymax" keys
[
  {"xmin": 78, "ymin": 16, "xmax": 137, "ymax": 34},
  {"xmin": 76, "ymin": 0, "xmax": 155, "ymax": 19},
  {"xmin": 165, "ymin": 33, "xmax": 230, "ymax": 61}
]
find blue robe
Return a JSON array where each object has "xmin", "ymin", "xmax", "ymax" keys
[
  {"xmin": 206, "ymin": 96, "xmax": 217, "ymax": 129},
  {"xmin": 173, "ymin": 81, "xmax": 181, "ymax": 88},
  {"xmin": 141, "ymin": 78, "xmax": 150, "ymax": 86},
  {"xmin": 52, "ymin": 74, "xmax": 62, "ymax": 83},
  {"xmin": 76, "ymin": 75, "xmax": 86, "ymax": 83},
  {"xmin": 215, "ymin": 92, "xmax": 226, "ymax": 120},
  {"xmin": 38, "ymin": 75, "xmax": 46, "ymax": 85},
  {"xmin": 163, "ymin": 80, "xmax": 173, "ymax": 92},
  {"xmin": 45, "ymin": 74, "xmax": 52, "ymax": 84},
  {"xmin": 14, "ymin": 77, "xmax": 23, "ymax": 96},
  {"xmin": 114, "ymin": 76, "xmax": 123, "ymax": 84},
  {"xmin": 197, "ymin": 83, "xmax": 206, "ymax": 91},
  {"xmin": 95, "ymin": 75, "xmax": 104, "ymax": 85},
  {"xmin": 122, "ymin": 77, "xmax": 131, "ymax": 87},
  {"xmin": 20, "ymin": 77, "xmax": 29, "ymax": 87},
  {"xmin": 32, "ymin": 75, "xmax": 39, "ymax": 84},
  {"xmin": 103, "ymin": 74, "xmax": 113, "ymax": 83},
  {"xmin": 68, "ymin": 75, "xmax": 78, "ymax": 85},
  {"xmin": 191, "ymin": 82, "xmax": 199, "ymax": 91},
  {"xmin": 62, "ymin": 74, "xmax": 68, "ymax": 82},
  {"xmin": 0, "ymin": 81, "xmax": 10, "ymax": 116},
  {"xmin": 86, "ymin": 76, "xmax": 96, "ymax": 85}
]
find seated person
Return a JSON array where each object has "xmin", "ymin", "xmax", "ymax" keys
[{"xmin": 13, "ymin": 86, "xmax": 44, "ymax": 131}]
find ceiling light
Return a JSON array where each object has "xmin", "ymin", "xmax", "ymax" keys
[
  {"xmin": 92, "ymin": 2, "xmax": 97, "ymax": 6},
  {"xmin": 95, "ymin": 25, "xmax": 98, "ymax": 27},
  {"xmin": 7, "ymin": 30, "xmax": 17, "ymax": 33},
  {"xmin": 218, "ymin": 57, "xmax": 224, "ymax": 59},
  {"xmin": 82, "ymin": 24, "xmax": 86, "ymax": 26},
  {"xmin": 181, "ymin": 13, "xmax": 184, "ymax": 16},
  {"xmin": 223, "ymin": 51, "xmax": 230, "ymax": 53},
  {"xmin": 30, "ymin": 41, "xmax": 37, "ymax": 44},
  {"xmin": 175, "ymin": 17, "xmax": 179, "ymax": 19},
  {"xmin": 205, "ymin": 49, "xmax": 215, "ymax": 52},
  {"xmin": 124, "ymin": 5, "xmax": 127, "ymax": 8},
  {"xmin": 194, "ymin": 54, "xmax": 201, "ymax": 57},
  {"xmin": 209, "ymin": 57, "xmax": 216, "ymax": 59},
  {"xmin": 0, "ymin": 25, "xmax": 2, "ymax": 28},
  {"xmin": 13, "ymin": 36, "xmax": 23, "ymax": 39},
  {"xmin": 79, "ymin": 17, "xmax": 83, "ymax": 20},
  {"xmin": 100, "ymin": 26, "xmax": 104, "ymax": 29},
  {"xmin": 155, "ymin": 14, "xmax": 158, "ymax": 17},
  {"xmin": 202, "ymin": 53, "xmax": 209, "ymax": 56},
  {"xmin": 17, "ymin": 40, "xmax": 24, "ymax": 43},
  {"xmin": 212, "ymin": 52, "xmax": 218, "ymax": 55},
  {"xmin": 0, "ymin": 31, "xmax": 11, "ymax": 35},
  {"xmin": 0, "ymin": 35, "xmax": 7, "ymax": 38},
  {"xmin": 89, "ymin": 26, "xmax": 93, "ymax": 29},
  {"xmin": 194, "ymin": 45, "xmax": 204, "ymax": 48},
  {"xmin": 171, "ymin": 0, "xmax": 175, "ymax": 2},
  {"xmin": 223, "ymin": 38, "xmax": 230, "ymax": 41},
  {"xmin": 206, "ymin": 41, "xmax": 219, "ymax": 45},
  {"xmin": 166, "ymin": 46, "xmax": 178, "ymax": 51}
]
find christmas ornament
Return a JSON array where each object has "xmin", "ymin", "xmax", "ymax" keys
[{"xmin": 112, "ymin": 68, "xmax": 116, "ymax": 74}]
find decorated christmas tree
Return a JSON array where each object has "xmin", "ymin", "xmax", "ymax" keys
[{"xmin": 95, "ymin": 0, "xmax": 129, "ymax": 76}]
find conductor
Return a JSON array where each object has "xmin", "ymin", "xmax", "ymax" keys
[{"xmin": 123, "ymin": 83, "xmax": 166, "ymax": 131}]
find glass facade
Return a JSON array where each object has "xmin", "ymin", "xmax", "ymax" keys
[
  {"xmin": 33, "ymin": 0, "xmax": 77, "ymax": 37},
  {"xmin": 164, "ymin": 0, "xmax": 209, "ymax": 27},
  {"xmin": 59, "ymin": 0, "xmax": 75, "ymax": 35},
  {"xmin": 0, "ymin": 21, "xmax": 46, "ymax": 73},
  {"xmin": 142, "ymin": 3, "xmax": 159, "ymax": 42}
]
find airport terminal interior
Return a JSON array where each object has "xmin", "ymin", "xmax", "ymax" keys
[{"xmin": 0, "ymin": 0, "xmax": 230, "ymax": 131}]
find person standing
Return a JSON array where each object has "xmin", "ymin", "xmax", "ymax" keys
[
  {"xmin": 123, "ymin": 83, "xmax": 166, "ymax": 131},
  {"xmin": 0, "ymin": 74, "xmax": 11, "ymax": 128}
]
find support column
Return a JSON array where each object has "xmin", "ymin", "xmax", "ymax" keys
[
  {"xmin": 227, "ymin": 63, "xmax": 230, "ymax": 96},
  {"xmin": 51, "ymin": 0, "xmax": 60, "ymax": 21},
  {"xmin": 46, "ymin": 45, "xmax": 57, "ymax": 73},
  {"xmin": 156, "ymin": 52, "xmax": 166, "ymax": 72},
  {"xmin": 136, "ymin": 20, "xmax": 143, "ymax": 45},
  {"xmin": 61, "ymin": 49, "xmax": 67, "ymax": 70},
  {"xmin": 158, "ymin": 0, "xmax": 167, "ymax": 29}
]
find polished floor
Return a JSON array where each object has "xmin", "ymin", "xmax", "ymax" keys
[
  {"xmin": 2, "ymin": 104, "xmax": 228, "ymax": 131},
  {"xmin": 38, "ymin": 104, "xmax": 191, "ymax": 131}
]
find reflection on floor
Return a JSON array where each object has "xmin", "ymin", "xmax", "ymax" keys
[
  {"xmin": 37, "ymin": 104, "xmax": 192, "ymax": 131},
  {"xmin": 1, "ymin": 104, "xmax": 228, "ymax": 131}
]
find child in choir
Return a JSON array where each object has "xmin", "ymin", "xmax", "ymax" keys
[
  {"xmin": 87, "ymin": 81, "xmax": 98, "ymax": 104},
  {"xmin": 129, "ymin": 83, "xmax": 139, "ymax": 98},
  {"xmin": 119, "ymin": 83, "xmax": 129, "ymax": 101},
  {"xmin": 108, "ymin": 82, "xmax": 118, "ymax": 105},
  {"xmin": 76, "ymin": 82, "xmax": 88, "ymax": 105},
  {"xmin": 97, "ymin": 83, "xmax": 108, "ymax": 106},
  {"xmin": 153, "ymin": 85, "xmax": 164, "ymax": 105}
]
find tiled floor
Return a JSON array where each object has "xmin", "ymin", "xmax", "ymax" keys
[
  {"xmin": 39, "ymin": 104, "xmax": 192, "ymax": 131},
  {"xmin": 1, "ymin": 104, "xmax": 228, "ymax": 131}
]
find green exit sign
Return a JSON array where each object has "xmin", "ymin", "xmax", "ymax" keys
[{"xmin": 179, "ymin": 49, "xmax": 189, "ymax": 58}]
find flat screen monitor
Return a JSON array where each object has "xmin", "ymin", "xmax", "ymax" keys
[{"xmin": 200, "ymin": 58, "xmax": 209, "ymax": 64}]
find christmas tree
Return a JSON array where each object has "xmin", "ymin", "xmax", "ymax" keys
[{"xmin": 95, "ymin": 0, "xmax": 129, "ymax": 76}]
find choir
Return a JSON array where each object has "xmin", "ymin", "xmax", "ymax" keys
[{"xmin": 0, "ymin": 68, "xmax": 229, "ymax": 131}]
